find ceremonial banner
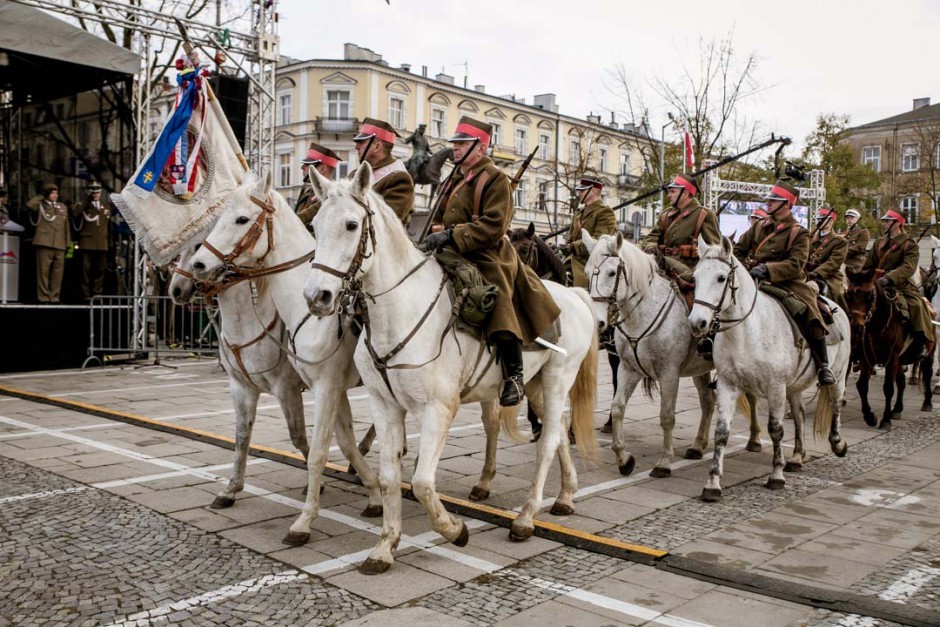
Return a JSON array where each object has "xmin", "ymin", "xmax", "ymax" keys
[{"xmin": 113, "ymin": 58, "xmax": 249, "ymax": 266}]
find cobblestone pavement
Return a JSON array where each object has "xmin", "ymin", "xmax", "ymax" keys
[{"xmin": 1, "ymin": 360, "xmax": 940, "ymax": 625}]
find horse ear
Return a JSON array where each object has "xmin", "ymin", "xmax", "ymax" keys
[
  {"xmin": 720, "ymin": 236, "xmax": 733, "ymax": 258},
  {"xmin": 526, "ymin": 222, "xmax": 536, "ymax": 237},
  {"xmin": 352, "ymin": 161, "xmax": 374, "ymax": 199},
  {"xmin": 251, "ymin": 169, "xmax": 272, "ymax": 198},
  {"xmin": 581, "ymin": 228, "xmax": 596, "ymax": 253},
  {"xmin": 615, "ymin": 231, "xmax": 623, "ymax": 251},
  {"xmin": 308, "ymin": 164, "xmax": 332, "ymax": 201},
  {"xmin": 697, "ymin": 234, "xmax": 710, "ymax": 255},
  {"xmin": 931, "ymin": 235, "xmax": 940, "ymax": 247}
]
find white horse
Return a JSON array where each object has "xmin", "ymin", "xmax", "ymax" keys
[
  {"xmin": 582, "ymin": 232, "xmax": 761, "ymax": 477},
  {"xmin": 688, "ymin": 235, "xmax": 850, "ymax": 501},
  {"xmin": 169, "ymin": 243, "xmax": 309, "ymax": 508},
  {"xmin": 188, "ymin": 172, "xmax": 386, "ymax": 539},
  {"xmin": 299, "ymin": 162, "xmax": 600, "ymax": 574}
]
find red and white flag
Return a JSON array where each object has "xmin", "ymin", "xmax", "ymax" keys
[{"xmin": 684, "ymin": 131, "xmax": 695, "ymax": 173}]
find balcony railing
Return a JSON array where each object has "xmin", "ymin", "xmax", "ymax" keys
[
  {"xmin": 315, "ymin": 117, "xmax": 359, "ymax": 133},
  {"xmin": 618, "ymin": 173, "xmax": 642, "ymax": 188}
]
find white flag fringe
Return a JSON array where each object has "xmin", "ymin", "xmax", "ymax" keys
[{"xmin": 113, "ymin": 88, "xmax": 249, "ymax": 266}]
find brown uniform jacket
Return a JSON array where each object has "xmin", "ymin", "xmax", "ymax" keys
[
  {"xmin": 734, "ymin": 215, "xmax": 823, "ymax": 327},
  {"xmin": 27, "ymin": 195, "xmax": 70, "ymax": 250},
  {"xmin": 371, "ymin": 155, "xmax": 415, "ymax": 226},
  {"xmin": 566, "ymin": 200, "xmax": 617, "ymax": 288},
  {"xmin": 842, "ymin": 224, "xmax": 870, "ymax": 272},
  {"xmin": 863, "ymin": 232, "xmax": 932, "ymax": 339},
  {"xmin": 439, "ymin": 156, "xmax": 560, "ymax": 343},
  {"xmin": 806, "ymin": 231, "xmax": 847, "ymax": 298},
  {"xmin": 296, "ymin": 194, "xmax": 321, "ymax": 229},
  {"xmin": 71, "ymin": 199, "xmax": 111, "ymax": 251},
  {"xmin": 639, "ymin": 198, "xmax": 721, "ymax": 270}
]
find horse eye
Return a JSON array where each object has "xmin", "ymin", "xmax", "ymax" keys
[
  {"xmin": 194, "ymin": 243, "xmax": 202, "ymax": 252},
  {"xmin": 345, "ymin": 221, "xmax": 358, "ymax": 232},
  {"xmin": 717, "ymin": 275, "xmax": 726, "ymax": 283},
  {"xmin": 236, "ymin": 216, "xmax": 250, "ymax": 225},
  {"xmin": 607, "ymin": 270, "xmax": 616, "ymax": 278}
]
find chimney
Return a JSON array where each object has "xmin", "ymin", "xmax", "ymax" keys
[
  {"xmin": 533, "ymin": 93, "xmax": 557, "ymax": 112},
  {"xmin": 474, "ymin": 84, "xmax": 486, "ymax": 93},
  {"xmin": 914, "ymin": 97, "xmax": 931, "ymax": 110},
  {"xmin": 422, "ymin": 65, "xmax": 428, "ymax": 77},
  {"xmin": 343, "ymin": 43, "xmax": 383, "ymax": 63},
  {"xmin": 435, "ymin": 72, "xmax": 455, "ymax": 85},
  {"xmin": 586, "ymin": 113, "xmax": 601, "ymax": 125},
  {"xmin": 400, "ymin": 63, "xmax": 411, "ymax": 72}
]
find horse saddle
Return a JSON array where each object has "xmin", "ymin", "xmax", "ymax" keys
[
  {"xmin": 759, "ymin": 286, "xmax": 843, "ymax": 348},
  {"xmin": 523, "ymin": 318, "xmax": 562, "ymax": 352}
]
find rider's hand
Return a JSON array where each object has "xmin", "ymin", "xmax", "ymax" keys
[
  {"xmin": 425, "ymin": 228, "xmax": 453, "ymax": 252},
  {"xmin": 876, "ymin": 276, "xmax": 891, "ymax": 288},
  {"xmin": 558, "ymin": 243, "xmax": 572, "ymax": 255},
  {"xmin": 749, "ymin": 264, "xmax": 769, "ymax": 280},
  {"xmin": 644, "ymin": 245, "xmax": 658, "ymax": 255}
]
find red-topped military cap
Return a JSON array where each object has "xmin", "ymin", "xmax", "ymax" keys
[
  {"xmin": 575, "ymin": 176, "xmax": 604, "ymax": 191},
  {"xmin": 665, "ymin": 173, "xmax": 699, "ymax": 195},
  {"xmin": 353, "ymin": 118, "xmax": 400, "ymax": 144},
  {"xmin": 300, "ymin": 142, "xmax": 340, "ymax": 167},
  {"xmin": 816, "ymin": 206, "xmax": 836, "ymax": 221},
  {"xmin": 880, "ymin": 209, "xmax": 906, "ymax": 226},
  {"xmin": 749, "ymin": 207, "xmax": 768, "ymax": 220},
  {"xmin": 764, "ymin": 179, "xmax": 799, "ymax": 204},
  {"xmin": 448, "ymin": 116, "xmax": 492, "ymax": 145}
]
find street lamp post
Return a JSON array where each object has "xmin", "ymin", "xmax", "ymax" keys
[{"xmin": 658, "ymin": 113, "xmax": 675, "ymax": 213}]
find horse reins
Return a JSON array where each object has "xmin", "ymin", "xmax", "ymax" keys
[{"xmin": 693, "ymin": 257, "xmax": 759, "ymax": 334}]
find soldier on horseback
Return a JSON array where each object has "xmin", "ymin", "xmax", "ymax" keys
[
  {"xmin": 806, "ymin": 206, "xmax": 848, "ymax": 311},
  {"xmin": 295, "ymin": 142, "xmax": 341, "ymax": 230},
  {"xmin": 842, "ymin": 208, "xmax": 870, "ymax": 273},
  {"xmin": 863, "ymin": 209, "xmax": 933, "ymax": 358},
  {"xmin": 424, "ymin": 116, "xmax": 561, "ymax": 407},
  {"xmin": 353, "ymin": 117, "xmax": 415, "ymax": 225},
  {"xmin": 734, "ymin": 179, "xmax": 836, "ymax": 387},
  {"xmin": 559, "ymin": 176, "xmax": 617, "ymax": 288}
]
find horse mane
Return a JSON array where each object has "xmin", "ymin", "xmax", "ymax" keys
[
  {"xmin": 611, "ymin": 236, "xmax": 657, "ymax": 299},
  {"xmin": 323, "ymin": 177, "xmax": 417, "ymax": 263}
]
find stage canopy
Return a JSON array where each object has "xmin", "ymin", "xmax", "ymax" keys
[{"xmin": 0, "ymin": 0, "xmax": 140, "ymax": 104}]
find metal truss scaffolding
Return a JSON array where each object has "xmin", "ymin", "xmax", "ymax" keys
[{"xmin": 703, "ymin": 167, "xmax": 826, "ymax": 221}]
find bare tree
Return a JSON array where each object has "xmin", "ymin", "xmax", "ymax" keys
[{"xmin": 900, "ymin": 116, "xmax": 940, "ymax": 228}]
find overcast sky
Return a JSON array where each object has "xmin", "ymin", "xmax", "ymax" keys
[{"xmin": 276, "ymin": 0, "xmax": 940, "ymax": 156}]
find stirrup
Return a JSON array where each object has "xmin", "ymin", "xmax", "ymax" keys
[
  {"xmin": 499, "ymin": 374, "xmax": 525, "ymax": 407},
  {"xmin": 817, "ymin": 365, "xmax": 835, "ymax": 387}
]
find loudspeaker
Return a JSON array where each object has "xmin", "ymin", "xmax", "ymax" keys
[{"xmin": 208, "ymin": 75, "xmax": 249, "ymax": 147}]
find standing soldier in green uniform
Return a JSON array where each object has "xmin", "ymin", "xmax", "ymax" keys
[
  {"xmin": 805, "ymin": 206, "xmax": 848, "ymax": 311},
  {"xmin": 353, "ymin": 118, "xmax": 415, "ymax": 226},
  {"xmin": 842, "ymin": 208, "xmax": 870, "ymax": 273},
  {"xmin": 640, "ymin": 173, "xmax": 721, "ymax": 283},
  {"xmin": 863, "ymin": 209, "xmax": 933, "ymax": 357},
  {"xmin": 71, "ymin": 182, "xmax": 111, "ymax": 302},
  {"xmin": 425, "ymin": 116, "xmax": 561, "ymax": 406},
  {"xmin": 28, "ymin": 182, "xmax": 69, "ymax": 303},
  {"xmin": 734, "ymin": 180, "xmax": 835, "ymax": 386},
  {"xmin": 295, "ymin": 142, "xmax": 340, "ymax": 229},
  {"xmin": 559, "ymin": 176, "xmax": 617, "ymax": 288}
]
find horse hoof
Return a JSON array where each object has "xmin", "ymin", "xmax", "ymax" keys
[
  {"xmin": 766, "ymin": 478, "xmax": 786, "ymax": 491},
  {"xmin": 529, "ymin": 431, "xmax": 542, "ymax": 443},
  {"xmin": 452, "ymin": 522, "xmax": 470, "ymax": 547},
  {"xmin": 358, "ymin": 558, "xmax": 392, "ymax": 575},
  {"xmin": 282, "ymin": 531, "xmax": 310, "ymax": 546},
  {"xmin": 650, "ymin": 466, "xmax": 671, "ymax": 479},
  {"xmin": 701, "ymin": 488, "xmax": 722, "ymax": 502},
  {"xmin": 549, "ymin": 502, "xmax": 575, "ymax": 516},
  {"xmin": 879, "ymin": 420, "xmax": 892, "ymax": 431},
  {"xmin": 468, "ymin": 486, "xmax": 490, "ymax": 502},
  {"xmin": 783, "ymin": 462, "xmax": 802, "ymax": 473},
  {"xmin": 745, "ymin": 441, "xmax": 763, "ymax": 453},
  {"xmin": 841, "ymin": 399, "xmax": 847, "ymax": 407},
  {"xmin": 618, "ymin": 455, "xmax": 636, "ymax": 476},
  {"xmin": 684, "ymin": 448, "xmax": 704, "ymax": 460},
  {"xmin": 834, "ymin": 441, "xmax": 848, "ymax": 458},
  {"xmin": 209, "ymin": 495, "xmax": 235, "ymax": 509},
  {"xmin": 863, "ymin": 412, "xmax": 878, "ymax": 427},
  {"xmin": 509, "ymin": 525, "xmax": 534, "ymax": 542},
  {"xmin": 361, "ymin": 504, "xmax": 383, "ymax": 518},
  {"xmin": 922, "ymin": 403, "xmax": 933, "ymax": 412},
  {"xmin": 600, "ymin": 423, "xmax": 613, "ymax": 435}
]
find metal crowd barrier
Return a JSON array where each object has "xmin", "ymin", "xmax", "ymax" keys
[{"xmin": 83, "ymin": 295, "xmax": 220, "ymax": 368}]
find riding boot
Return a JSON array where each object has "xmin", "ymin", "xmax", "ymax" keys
[
  {"xmin": 496, "ymin": 336, "xmax": 525, "ymax": 407},
  {"xmin": 807, "ymin": 331, "xmax": 835, "ymax": 387}
]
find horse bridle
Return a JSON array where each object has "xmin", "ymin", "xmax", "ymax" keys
[
  {"xmin": 692, "ymin": 257, "xmax": 758, "ymax": 333},
  {"xmin": 308, "ymin": 194, "xmax": 377, "ymax": 307}
]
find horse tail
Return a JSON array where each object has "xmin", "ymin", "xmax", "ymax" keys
[
  {"xmin": 570, "ymin": 290, "xmax": 600, "ymax": 464},
  {"xmin": 498, "ymin": 406, "xmax": 527, "ymax": 444},
  {"xmin": 813, "ymin": 384, "xmax": 833, "ymax": 442},
  {"xmin": 642, "ymin": 377, "xmax": 659, "ymax": 399},
  {"xmin": 738, "ymin": 394, "xmax": 760, "ymax": 435}
]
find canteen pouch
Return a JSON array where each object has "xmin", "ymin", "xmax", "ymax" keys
[{"xmin": 435, "ymin": 247, "xmax": 498, "ymax": 327}]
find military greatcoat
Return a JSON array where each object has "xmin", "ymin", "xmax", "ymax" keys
[
  {"xmin": 639, "ymin": 198, "xmax": 721, "ymax": 279},
  {"xmin": 567, "ymin": 199, "xmax": 617, "ymax": 288},
  {"xmin": 806, "ymin": 231, "xmax": 847, "ymax": 307},
  {"xmin": 371, "ymin": 155, "xmax": 415, "ymax": 226},
  {"xmin": 863, "ymin": 232, "xmax": 933, "ymax": 341},
  {"xmin": 71, "ymin": 199, "xmax": 111, "ymax": 251},
  {"xmin": 438, "ymin": 156, "xmax": 560, "ymax": 343},
  {"xmin": 296, "ymin": 193, "xmax": 321, "ymax": 229},
  {"xmin": 843, "ymin": 224, "xmax": 871, "ymax": 273},
  {"xmin": 734, "ymin": 215, "xmax": 824, "ymax": 329}
]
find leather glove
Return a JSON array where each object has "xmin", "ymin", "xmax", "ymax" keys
[
  {"xmin": 644, "ymin": 245, "xmax": 658, "ymax": 255},
  {"xmin": 558, "ymin": 243, "xmax": 573, "ymax": 255},
  {"xmin": 749, "ymin": 264, "xmax": 769, "ymax": 281},
  {"xmin": 424, "ymin": 228, "xmax": 453, "ymax": 252},
  {"xmin": 876, "ymin": 276, "xmax": 891, "ymax": 288}
]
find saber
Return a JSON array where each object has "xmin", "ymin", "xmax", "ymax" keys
[{"xmin": 534, "ymin": 337, "xmax": 568, "ymax": 356}]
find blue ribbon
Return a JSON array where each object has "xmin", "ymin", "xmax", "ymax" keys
[{"xmin": 133, "ymin": 73, "xmax": 200, "ymax": 193}]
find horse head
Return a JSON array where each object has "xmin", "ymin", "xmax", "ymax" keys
[
  {"xmin": 688, "ymin": 234, "xmax": 738, "ymax": 337},
  {"xmin": 190, "ymin": 171, "xmax": 274, "ymax": 282},
  {"xmin": 583, "ymin": 229, "xmax": 659, "ymax": 331},
  {"xmin": 169, "ymin": 242, "xmax": 202, "ymax": 304},
  {"xmin": 509, "ymin": 222, "xmax": 539, "ymax": 269},
  {"xmin": 845, "ymin": 267, "xmax": 877, "ymax": 328}
]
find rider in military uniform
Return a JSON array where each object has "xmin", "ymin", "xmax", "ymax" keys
[
  {"xmin": 842, "ymin": 208, "xmax": 870, "ymax": 273},
  {"xmin": 295, "ymin": 142, "xmax": 340, "ymax": 230},
  {"xmin": 71, "ymin": 182, "xmax": 111, "ymax": 302},
  {"xmin": 28, "ymin": 182, "xmax": 69, "ymax": 303},
  {"xmin": 640, "ymin": 173, "xmax": 721, "ymax": 283},
  {"xmin": 425, "ymin": 116, "xmax": 561, "ymax": 407},
  {"xmin": 353, "ymin": 117, "xmax": 415, "ymax": 225},
  {"xmin": 559, "ymin": 176, "xmax": 617, "ymax": 288},
  {"xmin": 805, "ymin": 206, "xmax": 848, "ymax": 311},
  {"xmin": 863, "ymin": 209, "xmax": 933, "ymax": 358},
  {"xmin": 734, "ymin": 180, "xmax": 835, "ymax": 386}
]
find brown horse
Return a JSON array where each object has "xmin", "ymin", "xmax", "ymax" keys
[{"xmin": 845, "ymin": 268, "xmax": 934, "ymax": 429}]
